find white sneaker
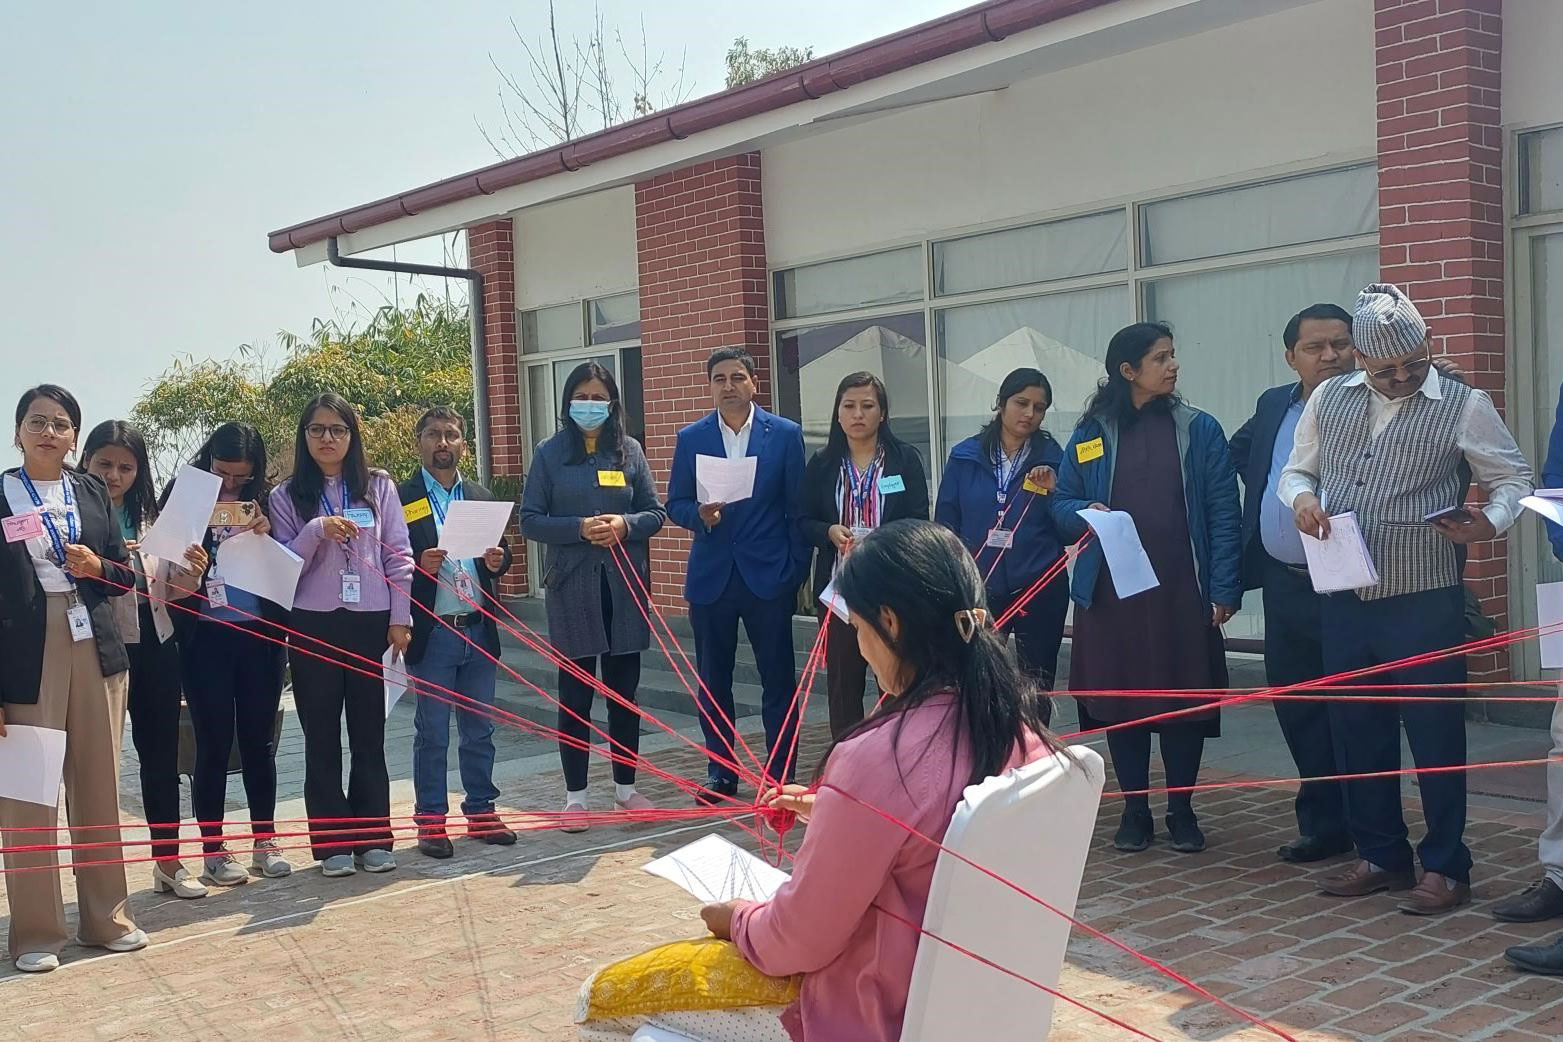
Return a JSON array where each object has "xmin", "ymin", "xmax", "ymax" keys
[
  {"xmin": 151, "ymin": 863, "xmax": 209, "ymax": 899},
  {"xmin": 15, "ymin": 952, "xmax": 59, "ymax": 973},
  {"xmin": 251, "ymin": 839, "xmax": 293, "ymax": 879},
  {"xmin": 200, "ymin": 847, "xmax": 250, "ymax": 887},
  {"xmin": 354, "ymin": 849, "xmax": 397, "ymax": 873},
  {"xmin": 320, "ymin": 854, "xmax": 357, "ymax": 877},
  {"xmin": 561, "ymin": 799, "xmax": 590, "ymax": 834},
  {"xmin": 98, "ymin": 929, "xmax": 149, "ymax": 953}
]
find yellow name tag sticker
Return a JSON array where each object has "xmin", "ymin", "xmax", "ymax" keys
[
  {"xmin": 1076, "ymin": 437, "xmax": 1105, "ymax": 463},
  {"xmin": 597, "ymin": 470, "xmax": 627, "ymax": 488},
  {"xmin": 1023, "ymin": 477, "xmax": 1051, "ymax": 496},
  {"xmin": 403, "ymin": 498, "xmax": 433, "ymax": 523}
]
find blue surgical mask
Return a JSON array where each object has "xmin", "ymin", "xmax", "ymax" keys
[{"xmin": 569, "ymin": 400, "xmax": 611, "ymax": 431}]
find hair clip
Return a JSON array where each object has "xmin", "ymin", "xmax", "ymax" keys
[{"xmin": 954, "ymin": 607, "xmax": 988, "ymax": 644}]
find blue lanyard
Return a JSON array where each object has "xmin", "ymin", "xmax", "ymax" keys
[
  {"xmin": 319, "ymin": 481, "xmax": 357, "ymax": 548},
  {"xmin": 841, "ymin": 453, "xmax": 881, "ymax": 528},
  {"xmin": 17, "ymin": 468, "xmax": 77, "ymax": 568},
  {"xmin": 993, "ymin": 445, "xmax": 1029, "ymax": 506},
  {"xmin": 424, "ymin": 473, "xmax": 463, "ymax": 526}
]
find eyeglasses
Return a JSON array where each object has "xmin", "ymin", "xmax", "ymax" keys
[
  {"xmin": 420, "ymin": 429, "xmax": 464, "ymax": 444},
  {"xmin": 21, "ymin": 416, "xmax": 74, "ymax": 437},
  {"xmin": 1365, "ymin": 349, "xmax": 1433, "ymax": 383},
  {"xmin": 305, "ymin": 424, "xmax": 351, "ymax": 441}
]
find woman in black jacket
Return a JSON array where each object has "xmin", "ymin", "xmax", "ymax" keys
[{"xmin": 798, "ymin": 372, "xmax": 929, "ymax": 737}]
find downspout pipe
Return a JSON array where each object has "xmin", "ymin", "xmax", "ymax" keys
[{"xmin": 326, "ymin": 236, "xmax": 492, "ymax": 482}]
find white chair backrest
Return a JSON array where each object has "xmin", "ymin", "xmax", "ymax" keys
[{"xmin": 898, "ymin": 746, "xmax": 1105, "ymax": 1042}]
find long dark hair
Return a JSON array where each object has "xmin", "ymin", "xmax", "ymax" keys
[
  {"xmin": 1081, "ymin": 322, "xmax": 1180, "ymax": 428},
  {"xmin": 821, "ymin": 371, "xmax": 906, "ymax": 468},
  {"xmin": 288, "ymin": 393, "xmax": 373, "ymax": 521},
  {"xmin": 978, "ymin": 367, "xmax": 1055, "ymax": 460},
  {"xmin": 81, "ymin": 420, "xmax": 157, "ymax": 529},
  {"xmin": 559, "ymin": 361, "xmax": 627, "ymax": 466},
  {"xmin": 175, "ymin": 422, "xmax": 273, "ymax": 509},
  {"xmin": 829, "ymin": 519, "xmax": 1065, "ymax": 787}
]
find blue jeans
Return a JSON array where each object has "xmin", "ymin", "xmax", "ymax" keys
[{"xmin": 410, "ymin": 622, "xmax": 501, "ymax": 819}]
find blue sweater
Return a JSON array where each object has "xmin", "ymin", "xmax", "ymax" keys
[{"xmin": 934, "ymin": 432, "xmax": 1064, "ymax": 599}]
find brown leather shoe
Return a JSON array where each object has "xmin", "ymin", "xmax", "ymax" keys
[
  {"xmin": 1319, "ymin": 859, "xmax": 1416, "ymax": 897},
  {"xmin": 1398, "ymin": 872, "xmax": 1472, "ymax": 916}
]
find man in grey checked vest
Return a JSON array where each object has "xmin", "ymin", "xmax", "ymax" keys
[{"xmin": 1278, "ymin": 283, "xmax": 1532, "ymax": 916}]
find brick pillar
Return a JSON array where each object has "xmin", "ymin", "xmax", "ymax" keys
[
  {"xmin": 635, "ymin": 154, "xmax": 770, "ymax": 611},
  {"xmin": 1374, "ymin": 0, "xmax": 1506, "ymax": 681},
  {"xmin": 468, "ymin": 218, "xmax": 527, "ymax": 598}
]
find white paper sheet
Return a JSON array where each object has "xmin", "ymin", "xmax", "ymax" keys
[
  {"xmin": 435, "ymin": 499, "xmax": 514, "ymax": 558},
  {"xmin": 1539, "ymin": 582, "xmax": 1563, "ymax": 669},
  {"xmin": 644, "ymin": 834, "xmax": 791, "ymax": 903},
  {"xmin": 1522, "ymin": 494, "xmax": 1563, "ymax": 528},
  {"xmin": 1300, "ymin": 511, "xmax": 1379, "ymax": 594},
  {"xmin": 139, "ymin": 465, "xmax": 222, "ymax": 561},
  {"xmin": 384, "ymin": 647, "xmax": 409, "ymax": 718},
  {"xmin": 819, "ymin": 580, "xmax": 850, "ymax": 623},
  {"xmin": 695, "ymin": 455, "xmax": 757, "ymax": 505},
  {"xmin": 214, "ymin": 530, "xmax": 304, "ymax": 610},
  {"xmin": 0, "ymin": 725, "xmax": 66, "ymax": 807},
  {"xmin": 1074, "ymin": 509, "xmax": 1159, "ymax": 599}
]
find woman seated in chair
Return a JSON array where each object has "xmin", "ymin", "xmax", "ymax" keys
[{"xmin": 577, "ymin": 518, "xmax": 1070, "ymax": 1042}]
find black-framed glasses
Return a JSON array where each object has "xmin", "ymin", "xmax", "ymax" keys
[
  {"xmin": 305, "ymin": 424, "xmax": 351, "ymax": 441},
  {"xmin": 21, "ymin": 416, "xmax": 74, "ymax": 436},
  {"xmin": 419, "ymin": 429, "xmax": 464, "ymax": 444},
  {"xmin": 1365, "ymin": 349, "xmax": 1433, "ymax": 383}
]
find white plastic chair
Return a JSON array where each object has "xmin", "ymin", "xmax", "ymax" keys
[{"xmin": 631, "ymin": 747, "xmax": 1105, "ymax": 1042}]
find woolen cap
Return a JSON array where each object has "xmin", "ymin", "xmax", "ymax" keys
[{"xmin": 1353, "ymin": 283, "xmax": 1428, "ymax": 360}]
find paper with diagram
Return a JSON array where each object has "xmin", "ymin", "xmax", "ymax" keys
[
  {"xmin": 644, "ymin": 833, "xmax": 791, "ymax": 903},
  {"xmin": 1300, "ymin": 511, "xmax": 1379, "ymax": 594}
]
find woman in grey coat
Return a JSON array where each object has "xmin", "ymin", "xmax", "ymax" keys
[{"xmin": 520, "ymin": 361, "xmax": 666, "ymax": 830}]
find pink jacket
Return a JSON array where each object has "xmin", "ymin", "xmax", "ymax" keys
[{"xmin": 731, "ymin": 693, "xmax": 1049, "ymax": 1042}]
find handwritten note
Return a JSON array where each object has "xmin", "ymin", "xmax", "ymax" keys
[
  {"xmin": 0, "ymin": 725, "xmax": 67, "ymax": 807},
  {"xmin": 140, "ymin": 465, "xmax": 221, "ymax": 561},
  {"xmin": 644, "ymin": 834, "xmax": 791, "ymax": 903},
  {"xmin": 1074, "ymin": 509, "xmax": 1159, "ymax": 599},
  {"xmin": 695, "ymin": 455, "xmax": 757, "ymax": 505},
  {"xmin": 435, "ymin": 499, "xmax": 514, "ymax": 559},
  {"xmin": 1301, "ymin": 512, "xmax": 1379, "ymax": 594},
  {"xmin": 215, "ymin": 531, "xmax": 304, "ymax": 610}
]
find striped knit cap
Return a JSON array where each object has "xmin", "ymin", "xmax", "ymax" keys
[{"xmin": 1353, "ymin": 283, "xmax": 1428, "ymax": 359}]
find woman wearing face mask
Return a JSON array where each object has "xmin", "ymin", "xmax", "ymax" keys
[{"xmin": 520, "ymin": 362, "xmax": 667, "ymax": 828}]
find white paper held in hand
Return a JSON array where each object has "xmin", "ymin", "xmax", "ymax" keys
[
  {"xmin": 215, "ymin": 531, "xmax": 304, "ymax": 610},
  {"xmin": 384, "ymin": 646, "xmax": 409, "ymax": 718},
  {"xmin": 1300, "ymin": 511, "xmax": 1379, "ymax": 594},
  {"xmin": 644, "ymin": 834, "xmax": 791, "ymax": 903},
  {"xmin": 139, "ymin": 465, "xmax": 222, "ymax": 561},
  {"xmin": 695, "ymin": 455, "xmax": 757, "ymax": 505},
  {"xmin": 0, "ymin": 725, "xmax": 67, "ymax": 807},
  {"xmin": 1074, "ymin": 509, "xmax": 1159, "ymax": 599},
  {"xmin": 818, "ymin": 580, "xmax": 850, "ymax": 623},
  {"xmin": 1521, "ymin": 494, "xmax": 1563, "ymax": 528},
  {"xmin": 1538, "ymin": 582, "xmax": 1563, "ymax": 670},
  {"xmin": 435, "ymin": 499, "xmax": 514, "ymax": 559}
]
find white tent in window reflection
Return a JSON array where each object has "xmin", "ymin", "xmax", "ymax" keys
[{"xmin": 958, "ymin": 327, "xmax": 1105, "ymax": 425}]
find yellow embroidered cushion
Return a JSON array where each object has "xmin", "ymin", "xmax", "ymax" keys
[{"xmin": 577, "ymin": 938, "xmax": 801, "ymax": 1022}]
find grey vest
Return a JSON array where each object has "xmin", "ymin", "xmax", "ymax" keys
[{"xmin": 1314, "ymin": 375, "xmax": 1470, "ymax": 600}]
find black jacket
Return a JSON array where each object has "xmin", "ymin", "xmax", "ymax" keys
[
  {"xmin": 0, "ymin": 469, "xmax": 135, "ymax": 704},
  {"xmin": 166, "ymin": 487, "xmax": 292, "ymax": 642},
  {"xmin": 798, "ymin": 440, "xmax": 930, "ymax": 598},
  {"xmin": 397, "ymin": 473, "xmax": 514, "ymax": 666}
]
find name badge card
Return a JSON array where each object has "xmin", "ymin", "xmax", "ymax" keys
[
  {"xmin": 343, "ymin": 508, "xmax": 375, "ymax": 528},
  {"xmin": 403, "ymin": 498, "xmax": 432, "ymax": 524},
  {"xmin": 66, "ymin": 603, "xmax": 93, "ymax": 642},
  {"xmin": 850, "ymin": 526, "xmax": 873, "ymax": 542},
  {"xmin": 2, "ymin": 512, "xmax": 45, "ymax": 543},
  {"xmin": 206, "ymin": 573, "xmax": 229, "ymax": 610},
  {"xmin": 1076, "ymin": 437, "xmax": 1105, "ymax": 463},
  {"xmin": 597, "ymin": 470, "xmax": 627, "ymax": 488},
  {"xmin": 877, "ymin": 474, "xmax": 905, "ymax": 495},
  {"xmin": 1023, "ymin": 476, "xmax": 1051, "ymax": 496},
  {"xmin": 986, "ymin": 527, "xmax": 1015, "ymax": 550},
  {"xmin": 454, "ymin": 568, "xmax": 476, "ymax": 601},
  {"xmin": 341, "ymin": 572, "xmax": 362, "ymax": 604}
]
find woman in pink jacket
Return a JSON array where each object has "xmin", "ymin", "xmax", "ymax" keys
[{"xmin": 584, "ymin": 519, "xmax": 1067, "ymax": 1041}]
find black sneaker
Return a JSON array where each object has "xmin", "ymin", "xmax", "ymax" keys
[
  {"xmin": 418, "ymin": 836, "xmax": 454, "ymax": 860},
  {"xmin": 1494, "ymin": 879, "xmax": 1563, "ymax": 923},
  {"xmin": 1113, "ymin": 809, "xmax": 1154, "ymax": 853},
  {"xmin": 1167, "ymin": 811, "xmax": 1206, "ymax": 854},
  {"xmin": 695, "ymin": 777, "xmax": 740, "ymax": 806}
]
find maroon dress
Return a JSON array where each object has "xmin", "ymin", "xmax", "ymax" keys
[{"xmin": 1070, "ymin": 406, "xmax": 1225, "ymax": 735}]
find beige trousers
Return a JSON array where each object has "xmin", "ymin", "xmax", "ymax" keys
[{"xmin": 1, "ymin": 593, "xmax": 135, "ymax": 956}]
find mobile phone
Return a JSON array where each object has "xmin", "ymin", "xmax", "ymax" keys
[
  {"xmin": 210, "ymin": 501, "xmax": 258, "ymax": 528},
  {"xmin": 1423, "ymin": 505, "xmax": 1472, "ymax": 525}
]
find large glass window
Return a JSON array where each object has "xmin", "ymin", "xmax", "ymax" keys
[
  {"xmin": 1528, "ymin": 232, "xmax": 1563, "ymax": 586},
  {"xmin": 1521, "ymin": 127, "xmax": 1563, "ymax": 217},
  {"xmin": 521, "ymin": 302, "xmax": 584, "ymax": 355},
  {"xmin": 590, "ymin": 291, "xmax": 641, "ymax": 344},
  {"xmin": 772, "ymin": 247, "xmax": 923, "ymax": 320},
  {"xmin": 933, "ymin": 211, "xmax": 1127, "ymax": 297}
]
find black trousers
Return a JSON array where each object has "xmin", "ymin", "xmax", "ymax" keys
[
  {"xmin": 289, "ymin": 608, "xmax": 392, "ymax": 858},
  {"xmin": 179, "ymin": 619, "xmax": 285, "ymax": 854},
  {"xmin": 989, "ymin": 572, "xmax": 1071, "ymax": 692},
  {"xmin": 1261, "ymin": 558, "xmax": 1347, "ymax": 841},
  {"xmin": 821, "ymin": 611, "xmax": 869, "ymax": 740},
  {"xmin": 125, "ymin": 609, "xmax": 184, "ymax": 861},
  {"xmin": 1107, "ymin": 722, "xmax": 1207, "ymax": 816},
  {"xmin": 558, "ymin": 653, "xmax": 643, "ymax": 791}
]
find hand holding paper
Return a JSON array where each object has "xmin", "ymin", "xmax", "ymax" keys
[
  {"xmin": 140, "ymin": 465, "xmax": 221, "ymax": 561},
  {"xmin": 1074, "ymin": 509, "xmax": 1159, "ymax": 599},
  {"xmin": 644, "ymin": 834, "xmax": 791, "ymax": 903},
  {"xmin": 695, "ymin": 455, "xmax": 756, "ymax": 505},
  {"xmin": 436, "ymin": 500, "xmax": 514, "ymax": 559},
  {"xmin": 1300, "ymin": 511, "xmax": 1379, "ymax": 594}
]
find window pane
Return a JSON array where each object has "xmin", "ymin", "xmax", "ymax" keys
[
  {"xmin": 552, "ymin": 355, "xmax": 617, "ymax": 408},
  {"xmin": 933, "ymin": 211, "xmax": 1127, "ymax": 296},
  {"xmin": 590, "ymin": 291, "xmax": 641, "ymax": 344},
  {"xmin": 773, "ymin": 247, "xmax": 923, "ymax": 320},
  {"xmin": 620, "ymin": 346, "xmax": 645, "ymax": 445},
  {"xmin": 526, "ymin": 364, "xmax": 555, "ymax": 448},
  {"xmin": 1528, "ymin": 232, "xmax": 1563, "ymax": 585},
  {"xmin": 520, "ymin": 302, "xmax": 584, "ymax": 355},
  {"xmin": 775, "ymin": 312, "xmax": 932, "ymax": 491},
  {"xmin": 934, "ymin": 285, "xmax": 1130, "ymax": 453},
  {"xmin": 1521, "ymin": 128, "xmax": 1563, "ymax": 216},
  {"xmin": 1140, "ymin": 166, "xmax": 1378, "ymax": 266}
]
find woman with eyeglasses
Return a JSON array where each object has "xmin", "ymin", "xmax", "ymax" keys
[
  {"xmin": 270, "ymin": 393, "xmax": 414, "ymax": 877},
  {"xmin": 0, "ymin": 385, "xmax": 147, "ymax": 972}
]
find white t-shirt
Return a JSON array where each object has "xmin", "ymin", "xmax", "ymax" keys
[{"xmin": 3, "ymin": 472, "xmax": 75, "ymax": 593}]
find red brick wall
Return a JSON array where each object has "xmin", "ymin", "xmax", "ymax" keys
[
  {"xmin": 468, "ymin": 218, "xmax": 527, "ymax": 597},
  {"xmin": 635, "ymin": 154, "xmax": 770, "ymax": 611},
  {"xmin": 1375, "ymin": 0, "xmax": 1505, "ymax": 678}
]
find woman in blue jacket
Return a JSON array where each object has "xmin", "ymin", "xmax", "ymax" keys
[
  {"xmin": 1052, "ymin": 322, "xmax": 1241, "ymax": 857},
  {"xmin": 935, "ymin": 367, "xmax": 1069, "ymax": 701}
]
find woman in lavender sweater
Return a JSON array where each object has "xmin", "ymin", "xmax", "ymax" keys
[{"xmin": 270, "ymin": 393, "xmax": 414, "ymax": 878}]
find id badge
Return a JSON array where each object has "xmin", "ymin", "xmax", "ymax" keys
[
  {"xmin": 986, "ymin": 527, "xmax": 1015, "ymax": 550},
  {"xmin": 343, "ymin": 508, "xmax": 375, "ymax": 528},
  {"xmin": 454, "ymin": 568, "xmax": 476, "ymax": 600},
  {"xmin": 341, "ymin": 572, "xmax": 362, "ymax": 604},
  {"xmin": 850, "ymin": 526, "xmax": 873, "ymax": 542},
  {"xmin": 206, "ymin": 576, "xmax": 229, "ymax": 609},
  {"xmin": 66, "ymin": 603, "xmax": 93, "ymax": 642},
  {"xmin": 2, "ymin": 511, "xmax": 45, "ymax": 543}
]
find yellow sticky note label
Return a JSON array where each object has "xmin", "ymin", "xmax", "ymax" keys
[
  {"xmin": 1023, "ymin": 477, "xmax": 1051, "ymax": 496},
  {"xmin": 1076, "ymin": 437, "xmax": 1104, "ymax": 463},
  {"xmin": 403, "ymin": 498, "xmax": 433, "ymax": 523},
  {"xmin": 597, "ymin": 470, "xmax": 627, "ymax": 488}
]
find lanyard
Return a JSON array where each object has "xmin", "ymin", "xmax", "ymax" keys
[
  {"xmin": 842, "ymin": 453, "xmax": 881, "ymax": 529},
  {"xmin": 18, "ymin": 468, "xmax": 77, "ymax": 568},
  {"xmin": 993, "ymin": 444, "xmax": 1029, "ymax": 507},
  {"xmin": 319, "ymin": 480, "xmax": 357, "ymax": 549},
  {"xmin": 424, "ymin": 473, "xmax": 463, "ymax": 526}
]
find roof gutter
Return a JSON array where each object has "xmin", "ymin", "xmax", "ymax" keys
[{"xmin": 326, "ymin": 237, "xmax": 492, "ymax": 483}]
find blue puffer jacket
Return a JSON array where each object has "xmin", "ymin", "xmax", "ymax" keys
[
  {"xmin": 935, "ymin": 431, "xmax": 1064, "ymax": 598},
  {"xmin": 1051, "ymin": 402, "xmax": 1242, "ymax": 613}
]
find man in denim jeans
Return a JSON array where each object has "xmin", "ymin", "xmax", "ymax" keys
[{"xmin": 397, "ymin": 407, "xmax": 516, "ymax": 858}]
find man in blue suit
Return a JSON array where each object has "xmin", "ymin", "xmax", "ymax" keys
[
  {"xmin": 1229, "ymin": 304, "xmax": 1357, "ymax": 864},
  {"xmin": 668, "ymin": 347, "xmax": 809, "ymax": 802}
]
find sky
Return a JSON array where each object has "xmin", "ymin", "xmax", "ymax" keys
[{"xmin": 0, "ymin": 0, "xmax": 967, "ymax": 430}]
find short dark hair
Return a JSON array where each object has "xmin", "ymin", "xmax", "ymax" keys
[
  {"xmin": 415, "ymin": 406, "xmax": 465, "ymax": 436},
  {"xmin": 706, "ymin": 347, "xmax": 757, "ymax": 379},
  {"xmin": 1283, "ymin": 304, "xmax": 1353, "ymax": 351},
  {"xmin": 15, "ymin": 384, "xmax": 83, "ymax": 435}
]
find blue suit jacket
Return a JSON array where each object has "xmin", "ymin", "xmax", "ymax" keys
[
  {"xmin": 667, "ymin": 406, "xmax": 809, "ymax": 605},
  {"xmin": 1228, "ymin": 382, "xmax": 1301, "ymax": 592}
]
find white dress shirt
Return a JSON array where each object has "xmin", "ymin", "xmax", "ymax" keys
[
  {"xmin": 1277, "ymin": 367, "xmax": 1533, "ymax": 533},
  {"xmin": 3, "ymin": 473, "xmax": 74, "ymax": 593},
  {"xmin": 719, "ymin": 403, "xmax": 756, "ymax": 460}
]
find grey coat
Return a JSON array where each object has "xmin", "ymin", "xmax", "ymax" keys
[{"xmin": 519, "ymin": 430, "xmax": 666, "ymax": 660}]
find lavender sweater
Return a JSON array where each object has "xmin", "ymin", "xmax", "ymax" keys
[{"xmin": 268, "ymin": 472, "xmax": 414, "ymax": 626}]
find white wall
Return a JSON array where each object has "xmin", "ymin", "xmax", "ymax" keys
[
  {"xmin": 510, "ymin": 185, "xmax": 638, "ymax": 308},
  {"xmin": 762, "ymin": 0, "xmax": 1374, "ymax": 265},
  {"xmin": 1504, "ymin": 0, "xmax": 1563, "ymax": 130}
]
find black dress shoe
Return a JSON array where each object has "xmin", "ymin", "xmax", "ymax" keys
[
  {"xmin": 1505, "ymin": 936, "xmax": 1563, "ymax": 975},
  {"xmin": 1493, "ymin": 879, "xmax": 1563, "ymax": 923},
  {"xmin": 1167, "ymin": 812, "xmax": 1206, "ymax": 854},
  {"xmin": 1277, "ymin": 834, "xmax": 1355, "ymax": 864},
  {"xmin": 418, "ymin": 836, "xmax": 454, "ymax": 860},
  {"xmin": 695, "ymin": 777, "xmax": 740, "ymax": 806},
  {"xmin": 1113, "ymin": 809, "xmax": 1154, "ymax": 853}
]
